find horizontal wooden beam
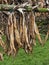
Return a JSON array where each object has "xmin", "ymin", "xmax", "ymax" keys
[
  {"xmin": 34, "ymin": 8, "xmax": 49, "ymax": 12},
  {"xmin": 0, "ymin": 4, "xmax": 49, "ymax": 13}
]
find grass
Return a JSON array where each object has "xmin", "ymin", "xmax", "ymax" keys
[{"xmin": 0, "ymin": 39, "xmax": 49, "ymax": 65}]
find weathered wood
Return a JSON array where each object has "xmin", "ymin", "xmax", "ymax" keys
[
  {"xmin": 22, "ymin": 12, "xmax": 32, "ymax": 53},
  {"xmin": 13, "ymin": 13, "xmax": 22, "ymax": 47},
  {"xmin": 34, "ymin": 22, "xmax": 43, "ymax": 45},
  {"xmin": 0, "ymin": 2, "xmax": 28, "ymax": 10},
  {"xmin": 35, "ymin": 8, "xmax": 49, "ymax": 12},
  {"xmin": 0, "ymin": 3, "xmax": 48, "ymax": 12},
  {"xmin": 0, "ymin": 4, "xmax": 15, "ymax": 10},
  {"xmin": 8, "ymin": 13, "xmax": 16, "ymax": 56},
  {"xmin": 30, "ymin": 12, "xmax": 36, "ymax": 46}
]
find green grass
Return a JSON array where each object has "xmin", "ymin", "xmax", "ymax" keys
[{"xmin": 0, "ymin": 40, "xmax": 49, "ymax": 65}]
